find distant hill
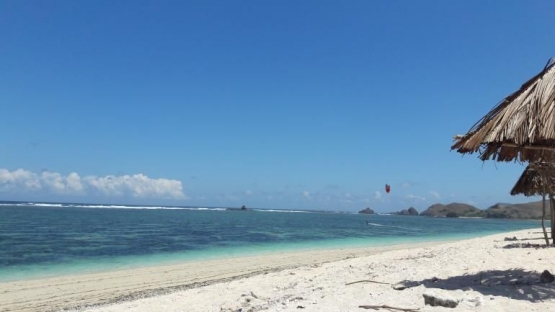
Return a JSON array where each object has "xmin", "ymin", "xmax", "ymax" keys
[
  {"xmin": 420, "ymin": 203, "xmax": 485, "ymax": 218},
  {"xmin": 419, "ymin": 200, "xmax": 551, "ymax": 220},
  {"xmin": 486, "ymin": 201, "xmax": 550, "ymax": 219}
]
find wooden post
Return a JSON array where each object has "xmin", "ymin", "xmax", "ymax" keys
[
  {"xmin": 549, "ymin": 194, "xmax": 555, "ymax": 246},
  {"xmin": 542, "ymin": 194, "xmax": 549, "ymax": 245}
]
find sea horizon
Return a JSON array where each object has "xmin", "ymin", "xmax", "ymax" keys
[{"xmin": 0, "ymin": 199, "xmax": 351, "ymax": 214}]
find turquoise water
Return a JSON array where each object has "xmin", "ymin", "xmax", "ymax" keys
[{"xmin": 0, "ymin": 202, "xmax": 541, "ymax": 282}]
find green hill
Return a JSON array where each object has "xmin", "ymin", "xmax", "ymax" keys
[
  {"xmin": 419, "ymin": 200, "xmax": 551, "ymax": 219},
  {"xmin": 420, "ymin": 203, "xmax": 484, "ymax": 218}
]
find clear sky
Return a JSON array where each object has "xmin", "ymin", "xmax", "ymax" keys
[{"xmin": 2, "ymin": 1, "xmax": 555, "ymax": 212}]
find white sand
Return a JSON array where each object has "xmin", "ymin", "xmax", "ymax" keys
[{"xmin": 1, "ymin": 228, "xmax": 554, "ymax": 312}]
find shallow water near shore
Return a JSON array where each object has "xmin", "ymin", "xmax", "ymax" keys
[{"xmin": 0, "ymin": 203, "xmax": 541, "ymax": 282}]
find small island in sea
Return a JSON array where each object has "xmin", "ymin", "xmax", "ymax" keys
[
  {"xmin": 358, "ymin": 207, "xmax": 375, "ymax": 214},
  {"xmin": 226, "ymin": 205, "xmax": 249, "ymax": 211},
  {"xmin": 394, "ymin": 206, "xmax": 419, "ymax": 216}
]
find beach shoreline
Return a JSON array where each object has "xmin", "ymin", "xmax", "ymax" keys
[
  {"xmin": 1, "ymin": 228, "xmax": 553, "ymax": 312},
  {"xmin": 0, "ymin": 241, "xmax": 436, "ymax": 312}
]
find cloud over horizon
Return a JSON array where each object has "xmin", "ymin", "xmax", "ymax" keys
[
  {"xmin": 406, "ymin": 194, "xmax": 426, "ymax": 201},
  {"xmin": 429, "ymin": 191, "xmax": 440, "ymax": 199},
  {"xmin": 0, "ymin": 168, "xmax": 186, "ymax": 199}
]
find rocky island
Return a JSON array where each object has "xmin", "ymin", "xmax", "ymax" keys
[
  {"xmin": 227, "ymin": 205, "xmax": 249, "ymax": 211},
  {"xmin": 358, "ymin": 207, "xmax": 375, "ymax": 214},
  {"xmin": 394, "ymin": 207, "xmax": 419, "ymax": 216}
]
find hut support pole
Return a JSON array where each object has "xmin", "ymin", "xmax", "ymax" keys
[
  {"xmin": 542, "ymin": 194, "xmax": 549, "ymax": 245},
  {"xmin": 550, "ymin": 195, "xmax": 555, "ymax": 246}
]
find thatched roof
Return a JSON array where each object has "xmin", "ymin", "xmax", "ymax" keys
[
  {"xmin": 452, "ymin": 57, "xmax": 555, "ymax": 162},
  {"xmin": 510, "ymin": 162, "xmax": 555, "ymax": 196}
]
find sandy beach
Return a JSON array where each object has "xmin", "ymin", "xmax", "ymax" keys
[{"xmin": 1, "ymin": 228, "xmax": 554, "ymax": 312}]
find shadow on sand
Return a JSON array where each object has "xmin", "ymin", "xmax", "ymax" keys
[
  {"xmin": 502, "ymin": 243, "xmax": 553, "ymax": 249},
  {"xmin": 397, "ymin": 269, "xmax": 555, "ymax": 302}
]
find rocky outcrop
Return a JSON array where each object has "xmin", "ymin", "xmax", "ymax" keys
[
  {"xmin": 227, "ymin": 205, "xmax": 249, "ymax": 211},
  {"xmin": 358, "ymin": 207, "xmax": 375, "ymax": 214},
  {"xmin": 396, "ymin": 207, "xmax": 419, "ymax": 216}
]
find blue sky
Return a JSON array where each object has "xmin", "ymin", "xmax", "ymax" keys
[{"xmin": 2, "ymin": 1, "xmax": 555, "ymax": 212}]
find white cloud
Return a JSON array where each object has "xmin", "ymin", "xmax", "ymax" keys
[
  {"xmin": 360, "ymin": 197, "xmax": 371, "ymax": 203},
  {"xmin": 401, "ymin": 182, "xmax": 411, "ymax": 188},
  {"xmin": 226, "ymin": 195, "xmax": 239, "ymax": 201},
  {"xmin": 66, "ymin": 172, "xmax": 84, "ymax": 192},
  {"xmin": 0, "ymin": 168, "xmax": 41, "ymax": 191},
  {"xmin": 0, "ymin": 168, "xmax": 186, "ymax": 199},
  {"xmin": 244, "ymin": 190, "xmax": 253, "ymax": 196},
  {"xmin": 374, "ymin": 191, "xmax": 382, "ymax": 200},
  {"xmin": 406, "ymin": 194, "xmax": 426, "ymax": 201},
  {"xmin": 302, "ymin": 191, "xmax": 311, "ymax": 199},
  {"xmin": 429, "ymin": 191, "xmax": 440, "ymax": 199},
  {"xmin": 40, "ymin": 171, "xmax": 68, "ymax": 192},
  {"xmin": 339, "ymin": 199, "xmax": 353, "ymax": 204}
]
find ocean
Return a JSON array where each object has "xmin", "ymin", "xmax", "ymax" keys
[{"xmin": 0, "ymin": 201, "xmax": 541, "ymax": 282}]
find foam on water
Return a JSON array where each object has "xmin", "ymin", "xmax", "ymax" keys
[
  {"xmin": 0, "ymin": 201, "xmax": 323, "ymax": 213},
  {"xmin": 252, "ymin": 209, "xmax": 312, "ymax": 213}
]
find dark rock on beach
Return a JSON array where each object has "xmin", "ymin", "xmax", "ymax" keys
[
  {"xmin": 423, "ymin": 290, "xmax": 459, "ymax": 308},
  {"xmin": 540, "ymin": 270, "xmax": 554, "ymax": 283}
]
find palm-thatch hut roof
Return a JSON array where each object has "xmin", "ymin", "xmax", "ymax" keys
[
  {"xmin": 510, "ymin": 162, "xmax": 555, "ymax": 196},
  {"xmin": 452, "ymin": 57, "xmax": 555, "ymax": 162}
]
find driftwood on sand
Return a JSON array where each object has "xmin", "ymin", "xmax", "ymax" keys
[
  {"xmin": 359, "ymin": 304, "xmax": 419, "ymax": 311},
  {"xmin": 346, "ymin": 279, "xmax": 391, "ymax": 286}
]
